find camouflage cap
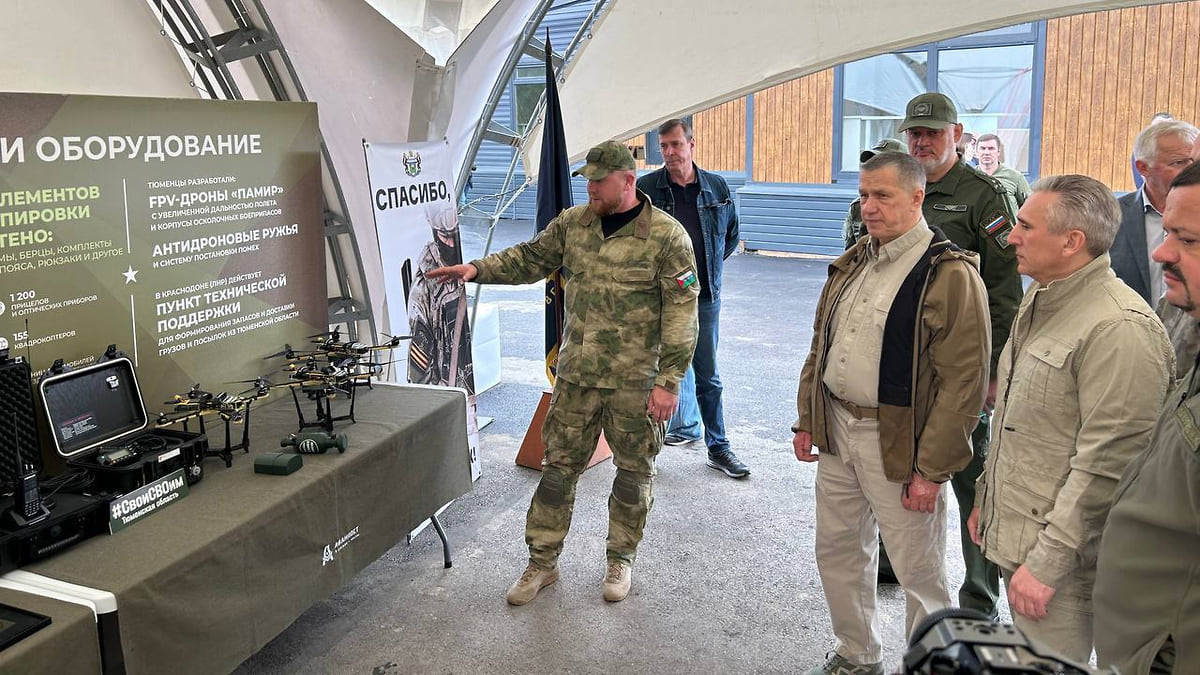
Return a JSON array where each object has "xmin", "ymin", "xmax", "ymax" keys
[
  {"xmin": 898, "ymin": 92, "xmax": 959, "ymax": 132},
  {"xmin": 572, "ymin": 140, "xmax": 636, "ymax": 180},
  {"xmin": 859, "ymin": 138, "xmax": 907, "ymax": 164}
]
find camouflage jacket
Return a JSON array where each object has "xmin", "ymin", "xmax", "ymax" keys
[{"xmin": 472, "ymin": 191, "xmax": 700, "ymax": 393}]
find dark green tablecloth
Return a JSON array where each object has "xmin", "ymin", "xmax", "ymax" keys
[
  {"xmin": 28, "ymin": 384, "xmax": 471, "ymax": 675},
  {"xmin": 0, "ymin": 586, "xmax": 101, "ymax": 674}
]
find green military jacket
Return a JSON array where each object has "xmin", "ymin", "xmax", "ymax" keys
[
  {"xmin": 992, "ymin": 164, "xmax": 1031, "ymax": 205},
  {"xmin": 923, "ymin": 160, "xmax": 1022, "ymax": 368},
  {"xmin": 471, "ymin": 191, "xmax": 700, "ymax": 393},
  {"xmin": 842, "ymin": 198, "xmax": 862, "ymax": 251}
]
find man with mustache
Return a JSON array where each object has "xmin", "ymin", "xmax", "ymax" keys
[{"xmin": 1094, "ymin": 161, "xmax": 1200, "ymax": 672}]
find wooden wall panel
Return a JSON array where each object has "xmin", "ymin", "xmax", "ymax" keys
[
  {"xmin": 752, "ymin": 69, "xmax": 835, "ymax": 183},
  {"xmin": 692, "ymin": 98, "xmax": 746, "ymax": 172},
  {"xmin": 1041, "ymin": 1, "xmax": 1200, "ymax": 192},
  {"xmin": 626, "ymin": 98, "xmax": 745, "ymax": 172}
]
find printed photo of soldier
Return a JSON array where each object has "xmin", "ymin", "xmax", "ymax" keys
[{"xmin": 406, "ymin": 206, "xmax": 476, "ymax": 397}]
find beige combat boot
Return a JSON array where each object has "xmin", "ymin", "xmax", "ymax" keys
[
  {"xmin": 603, "ymin": 560, "xmax": 632, "ymax": 602},
  {"xmin": 506, "ymin": 563, "xmax": 558, "ymax": 606}
]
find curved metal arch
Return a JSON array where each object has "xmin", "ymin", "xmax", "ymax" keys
[{"xmin": 144, "ymin": 0, "xmax": 377, "ymax": 344}]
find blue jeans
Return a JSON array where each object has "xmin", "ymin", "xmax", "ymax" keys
[{"xmin": 667, "ymin": 297, "xmax": 728, "ymax": 452}]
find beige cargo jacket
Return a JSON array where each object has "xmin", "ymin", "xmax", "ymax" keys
[{"xmin": 976, "ymin": 254, "xmax": 1174, "ymax": 587}]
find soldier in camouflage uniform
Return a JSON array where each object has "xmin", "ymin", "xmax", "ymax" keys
[
  {"xmin": 892, "ymin": 92, "xmax": 1021, "ymax": 619},
  {"xmin": 407, "ymin": 208, "xmax": 474, "ymax": 393},
  {"xmin": 425, "ymin": 141, "xmax": 699, "ymax": 605}
]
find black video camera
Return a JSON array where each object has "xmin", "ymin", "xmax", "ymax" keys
[{"xmin": 903, "ymin": 608, "xmax": 1116, "ymax": 674}]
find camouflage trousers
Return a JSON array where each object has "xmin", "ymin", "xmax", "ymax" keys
[{"xmin": 526, "ymin": 379, "xmax": 664, "ymax": 568}]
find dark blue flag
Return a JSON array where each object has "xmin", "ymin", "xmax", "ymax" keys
[{"xmin": 535, "ymin": 31, "xmax": 571, "ymax": 385}]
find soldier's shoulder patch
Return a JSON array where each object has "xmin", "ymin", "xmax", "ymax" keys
[
  {"xmin": 674, "ymin": 268, "xmax": 697, "ymax": 291},
  {"xmin": 981, "ymin": 211, "xmax": 1012, "ymax": 248}
]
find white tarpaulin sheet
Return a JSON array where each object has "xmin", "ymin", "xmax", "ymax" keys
[{"xmin": 522, "ymin": 0, "xmax": 1164, "ymax": 178}]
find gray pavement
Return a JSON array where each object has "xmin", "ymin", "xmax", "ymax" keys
[{"xmin": 235, "ymin": 216, "xmax": 1005, "ymax": 674}]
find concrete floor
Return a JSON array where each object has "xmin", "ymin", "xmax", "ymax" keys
[{"xmin": 235, "ymin": 217, "xmax": 1008, "ymax": 675}]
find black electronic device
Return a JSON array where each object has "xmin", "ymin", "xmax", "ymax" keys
[
  {"xmin": 281, "ymin": 431, "xmax": 347, "ymax": 454},
  {"xmin": 903, "ymin": 607, "xmax": 1116, "ymax": 674},
  {"xmin": 0, "ymin": 349, "xmax": 40, "ymax": 487},
  {"xmin": 39, "ymin": 359, "xmax": 206, "ymax": 495},
  {"xmin": 6, "ymin": 463, "xmax": 49, "ymax": 529},
  {"xmin": 0, "ymin": 492, "xmax": 109, "ymax": 566}
]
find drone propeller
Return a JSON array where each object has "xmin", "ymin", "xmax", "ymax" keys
[
  {"xmin": 308, "ymin": 327, "xmax": 343, "ymax": 343},
  {"xmin": 380, "ymin": 333, "xmax": 412, "ymax": 347},
  {"xmin": 264, "ymin": 344, "xmax": 301, "ymax": 360}
]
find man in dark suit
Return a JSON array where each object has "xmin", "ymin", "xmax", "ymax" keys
[{"xmin": 1112, "ymin": 120, "xmax": 1197, "ymax": 305}]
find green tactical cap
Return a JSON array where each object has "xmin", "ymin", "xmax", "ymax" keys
[
  {"xmin": 898, "ymin": 92, "xmax": 959, "ymax": 132},
  {"xmin": 860, "ymin": 138, "xmax": 907, "ymax": 163},
  {"xmin": 572, "ymin": 140, "xmax": 636, "ymax": 180}
]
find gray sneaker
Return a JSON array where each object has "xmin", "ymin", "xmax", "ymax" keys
[
  {"xmin": 506, "ymin": 563, "xmax": 558, "ymax": 606},
  {"xmin": 602, "ymin": 560, "xmax": 632, "ymax": 602},
  {"xmin": 804, "ymin": 653, "xmax": 883, "ymax": 675}
]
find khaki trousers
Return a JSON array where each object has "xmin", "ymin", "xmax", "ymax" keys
[
  {"xmin": 1001, "ymin": 567, "xmax": 1094, "ymax": 663},
  {"xmin": 815, "ymin": 402, "xmax": 951, "ymax": 665}
]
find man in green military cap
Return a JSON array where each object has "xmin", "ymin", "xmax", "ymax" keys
[
  {"xmin": 894, "ymin": 91, "xmax": 1021, "ymax": 619},
  {"xmin": 425, "ymin": 140, "xmax": 700, "ymax": 606},
  {"xmin": 843, "ymin": 138, "xmax": 907, "ymax": 249}
]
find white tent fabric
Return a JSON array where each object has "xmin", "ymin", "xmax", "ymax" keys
[
  {"xmin": 521, "ymin": 0, "xmax": 1163, "ymax": 179},
  {"xmin": 367, "ymin": 0, "xmax": 505, "ymax": 65},
  {"xmin": 428, "ymin": 0, "xmax": 545, "ymax": 184}
]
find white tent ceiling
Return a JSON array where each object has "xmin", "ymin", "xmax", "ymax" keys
[{"xmin": 521, "ymin": 0, "xmax": 1166, "ymax": 179}]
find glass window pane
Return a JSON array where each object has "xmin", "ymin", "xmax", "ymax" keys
[
  {"xmin": 514, "ymin": 83, "xmax": 545, "ymax": 133},
  {"xmin": 839, "ymin": 52, "xmax": 928, "ymax": 173},
  {"xmin": 515, "ymin": 65, "xmax": 543, "ymax": 80},
  {"xmin": 937, "ymin": 45, "xmax": 1034, "ymax": 173},
  {"xmin": 961, "ymin": 22, "xmax": 1034, "ymax": 39}
]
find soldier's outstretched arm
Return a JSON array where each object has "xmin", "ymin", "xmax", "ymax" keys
[{"xmin": 425, "ymin": 264, "xmax": 478, "ymax": 283}]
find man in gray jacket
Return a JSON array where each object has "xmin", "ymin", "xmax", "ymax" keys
[{"xmin": 969, "ymin": 175, "xmax": 1174, "ymax": 661}]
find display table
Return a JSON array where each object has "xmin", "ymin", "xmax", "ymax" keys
[
  {"xmin": 1, "ymin": 383, "xmax": 471, "ymax": 675},
  {"xmin": 0, "ymin": 586, "xmax": 101, "ymax": 673}
]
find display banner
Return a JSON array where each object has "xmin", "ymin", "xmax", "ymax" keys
[
  {"xmin": 0, "ymin": 93, "xmax": 325, "ymax": 408},
  {"xmin": 363, "ymin": 140, "xmax": 480, "ymax": 480}
]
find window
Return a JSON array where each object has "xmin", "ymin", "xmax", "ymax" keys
[
  {"xmin": 513, "ymin": 82, "xmax": 546, "ymax": 134},
  {"xmin": 833, "ymin": 22, "xmax": 1044, "ymax": 181}
]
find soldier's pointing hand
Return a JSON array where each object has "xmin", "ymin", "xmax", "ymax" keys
[{"xmin": 425, "ymin": 263, "xmax": 478, "ymax": 283}]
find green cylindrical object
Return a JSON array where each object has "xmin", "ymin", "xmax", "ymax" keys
[{"xmin": 280, "ymin": 432, "xmax": 348, "ymax": 454}]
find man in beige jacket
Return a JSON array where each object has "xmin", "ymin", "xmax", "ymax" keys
[
  {"xmin": 793, "ymin": 152, "xmax": 990, "ymax": 675},
  {"xmin": 968, "ymin": 175, "xmax": 1174, "ymax": 661}
]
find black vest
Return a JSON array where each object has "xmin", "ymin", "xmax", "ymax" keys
[{"xmin": 878, "ymin": 227, "xmax": 961, "ymax": 407}]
